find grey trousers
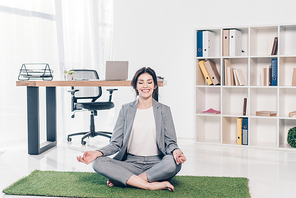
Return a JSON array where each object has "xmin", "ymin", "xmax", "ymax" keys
[{"xmin": 92, "ymin": 154, "xmax": 182, "ymax": 185}]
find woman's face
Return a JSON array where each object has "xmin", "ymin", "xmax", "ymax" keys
[{"xmin": 136, "ymin": 73, "xmax": 155, "ymax": 99}]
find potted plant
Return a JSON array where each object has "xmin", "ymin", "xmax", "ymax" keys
[
  {"xmin": 64, "ymin": 70, "xmax": 75, "ymax": 81},
  {"xmin": 287, "ymin": 126, "xmax": 296, "ymax": 148}
]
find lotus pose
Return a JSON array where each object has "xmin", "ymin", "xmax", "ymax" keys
[{"xmin": 77, "ymin": 67, "xmax": 186, "ymax": 191}]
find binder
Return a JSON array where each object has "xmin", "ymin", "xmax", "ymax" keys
[
  {"xmin": 262, "ymin": 67, "xmax": 267, "ymax": 86},
  {"xmin": 268, "ymin": 37, "xmax": 278, "ymax": 55},
  {"xmin": 271, "ymin": 58, "xmax": 277, "ymax": 86},
  {"xmin": 198, "ymin": 60, "xmax": 213, "ymax": 85},
  {"xmin": 197, "ymin": 31, "xmax": 203, "ymax": 57},
  {"xmin": 222, "ymin": 29, "xmax": 230, "ymax": 56},
  {"xmin": 242, "ymin": 118, "xmax": 248, "ymax": 145},
  {"xmin": 266, "ymin": 65, "xmax": 271, "ymax": 86},
  {"xmin": 233, "ymin": 69, "xmax": 239, "ymax": 85},
  {"xmin": 224, "ymin": 59, "xmax": 231, "ymax": 86},
  {"xmin": 271, "ymin": 37, "xmax": 278, "ymax": 55},
  {"xmin": 237, "ymin": 117, "xmax": 242, "ymax": 145},
  {"xmin": 292, "ymin": 68, "xmax": 296, "ymax": 86},
  {"xmin": 268, "ymin": 37, "xmax": 275, "ymax": 55},
  {"xmin": 243, "ymin": 98, "xmax": 247, "ymax": 116},
  {"xmin": 229, "ymin": 29, "xmax": 242, "ymax": 56},
  {"xmin": 204, "ymin": 60, "xmax": 220, "ymax": 85},
  {"xmin": 227, "ymin": 67, "xmax": 232, "ymax": 86},
  {"xmin": 203, "ymin": 31, "xmax": 215, "ymax": 57},
  {"xmin": 230, "ymin": 67, "xmax": 234, "ymax": 86},
  {"xmin": 236, "ymin": 69, "xmax": 246, "ymax": 86}
]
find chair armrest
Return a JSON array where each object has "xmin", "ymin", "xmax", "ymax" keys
[
  {"xmin": 68, "ymin": 89, "xmax": 79, "ymax": 95},
  {"xmin": 68, "ymin": 89, "xmax": 80, "ymax": 111},
  {"xmin": 106, "ymin": 89, "xmax": 118, "ymax": 102}
]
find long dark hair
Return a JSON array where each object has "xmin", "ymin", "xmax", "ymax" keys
[{"xmin": 131, "ymin": 67, "xmax": 158, "ymax": 97}]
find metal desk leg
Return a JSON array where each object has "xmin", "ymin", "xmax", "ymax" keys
[
  {"xmin": 46, "ymin": 87, "xmax": 57, "ymax": 142},
  {"xmin": 27, "ymin": 87, "xmax": 57, "ymax": 155}
]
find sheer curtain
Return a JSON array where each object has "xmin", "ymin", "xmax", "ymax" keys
[{"xmin": 0, "ymin": 0, "xmax": 113, "ymax": 151}]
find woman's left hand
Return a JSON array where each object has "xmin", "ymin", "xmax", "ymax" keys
[{"xmin": 173, "ymin": 149, "xmax": 186, "ymax": 165}]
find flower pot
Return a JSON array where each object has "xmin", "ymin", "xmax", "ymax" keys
[{"xmin": 67, "ymin": 74, "xmax": 73, "ymax": 81}]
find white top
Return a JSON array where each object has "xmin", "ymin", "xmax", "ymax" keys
[{"xmin": 127, "ymin": 107, "xmax": 160, "ymax": 156}]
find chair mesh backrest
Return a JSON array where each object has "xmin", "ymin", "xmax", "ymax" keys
[{"xmin": 72, "ymin": 70, "xmax": 102, "ymax": 99}]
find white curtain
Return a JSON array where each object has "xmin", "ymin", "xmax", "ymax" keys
[{"xmin": 0, "ymin": 0, "xmax": 113, "ymax": 151}]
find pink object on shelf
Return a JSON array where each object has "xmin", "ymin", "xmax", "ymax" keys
[{"xmin": 202, "ymin": 108, "xmax": 221, "ymax": 114}]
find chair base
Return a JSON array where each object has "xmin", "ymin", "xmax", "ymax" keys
[{"xmin": 67, "ymin": 131, "xmax": 112, "ymax": 145}]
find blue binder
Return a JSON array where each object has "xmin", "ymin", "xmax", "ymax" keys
[
  {"xmin": 197, "ymin": 31, "xmax": 203, "ymax": 57},
  {"xmin": 242, "ymin": 118, "xmax": 248, "ymax": 145},
  {"xmin": 271, "ymin": 58, "xmax": 277, "ymax": 86}
]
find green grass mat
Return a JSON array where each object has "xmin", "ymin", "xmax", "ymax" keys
[{"xmin": 3, "ymin": 170, "xmax": 250, "ymax": 198}]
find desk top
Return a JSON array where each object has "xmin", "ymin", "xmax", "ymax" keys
[{"xmin": 16, "ymin": 80, "xmax": 166, "ymax": 87}]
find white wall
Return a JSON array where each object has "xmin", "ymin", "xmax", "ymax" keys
[{"xmin": 112, "ymin": 0, "xmax": 296, "ymax": 139}]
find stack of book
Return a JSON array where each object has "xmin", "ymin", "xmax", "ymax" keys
[
  {"xmin": 202, "ymin": 108, "xmax": 220, "ymax": 114},
  {"xmin": 261, "ymin": 58, "xmax": 277, "ymax": 86},
  {"xmin": 223, "ymin": 29, "xmax": 243, "ymax": 56},
  {"xmin": 198, "ymin": 60, "xmax": 220, "ymax": 85},
  {"xmin": 289, "ymin": 111, "xmax": 296, "ymax": 118},
  {"xmin": 256, "ymin": 111, "xmax": 277, "ymax": 117},
  {"xmin": 224, "ymin": 59, "xmax": 246, "ymax": 86}
]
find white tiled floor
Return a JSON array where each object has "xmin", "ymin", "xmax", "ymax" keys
[{"xmin": 1, "ymin": 138, "xmax": 296, "ymax": 198}]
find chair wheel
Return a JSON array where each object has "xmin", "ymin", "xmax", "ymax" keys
[
  {"xmin": 81, "ymin": 141, "xmax": 86, "ymax": 145},
  {"xmin": 67, "ymin": 137, "xmax": 72, "ymax": 142}
]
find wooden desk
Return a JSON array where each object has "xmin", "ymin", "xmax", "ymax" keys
[
  {"xmin": 17, "ymin": 80, "xmax": 166, "ymax": 155},
  {"xmin": 16, "ymin": 80, "xmax": 166, "ymax": 87}
]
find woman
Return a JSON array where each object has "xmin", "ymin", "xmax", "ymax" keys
[{"xmin": 77, "ymin": 67, "xmax": 186, "ymax": 191}]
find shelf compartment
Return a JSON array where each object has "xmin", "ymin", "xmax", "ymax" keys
[
  {"xmin": 222, "ymin": 58, "xmax": 248, "ymax": 86},
  {"xmin": 249, "ymin": 87, "xmax": 277, "ymax": 116},
  {"xmin": 250, "ymin": 117, "xmax": 278, "ymax": 148},
  {"xmin": 279, "ymin": 118, "xmax": 296, "ymax": 148},
  {"xmin": 222, "ymin": 116, "xmax": 240, "ymax": 145},
  {"xmin": 196, "ymin": 87, "xmax": 220, "ymax": 114},
  {"xmin": 279, "ymin": 25, "xmax": 296, "ymax": 56},
  {"xmin": 196, "ymin": 29, "xmax": 221, "ymax": 58},
  {"xmin": 223, "ymin": 27, "xmax": 249, "ymax": 57},
  {"xmin": 239, "ymin": 28, "xmax": 249, "ymax": 57},
  {"xmin": 222, "ymin": 87, "xmax": 248, "ymax": 116},
  {"xmin": 250, "ymin": 57, "xmax": 277, "ymax": 86},
  {"xmin": 196, "ymin": 115, "xmax": 221, "ymax": 143},
  {"xmin": 250, "ymin": 26, "xmax": 278, "ymax": 56},
  {"xmin": 279, "ymin": 57, "xmax": 296, "ymax": 86},
  {"xmin": 196, "ymin": 58, "xmax": 221, "ymax": 86},
  {"xmin": 279, "ymin": 88, "xmax": 296, "ymax": 117}
]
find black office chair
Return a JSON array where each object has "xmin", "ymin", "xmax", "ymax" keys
[{"xmin": 67, "ymin": 69, "xmax": 117, "ymax": 145}]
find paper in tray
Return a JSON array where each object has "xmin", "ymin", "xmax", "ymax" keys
[{"xmin": 18, "ymin": 63, "xmax": 53, "ymax": 81}]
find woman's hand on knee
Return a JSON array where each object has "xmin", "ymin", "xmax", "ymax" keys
[
  {"xmin": 77, "ymin": 151, "xmax": 103, "ymax": 164},
  {"xmin": 173, "ymin": 149, "xmax": 186, "ymax": 165}
]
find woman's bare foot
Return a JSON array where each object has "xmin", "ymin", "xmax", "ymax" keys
[
  {"xmin": 126, "ymin": 175, "xmax": 174, "ymax": 191},
  {"xmin": 107, "ymin": 180, "xmax": 114, "ymax": 187},
  {"xmin": 149, "ymin": 181, "xmax": 174, "ymax": 192},
  {"xmin": 107, "ymin": 179, "xmax": 125, "ymax": 187}
]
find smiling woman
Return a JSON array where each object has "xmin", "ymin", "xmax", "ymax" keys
[
  {"xmin": 77, "ymin": 67, "xmax": 186, "ymax": 192},
  {"xmin": 131, "ymin": 67, "xmax": 159, "ymax": 109}
]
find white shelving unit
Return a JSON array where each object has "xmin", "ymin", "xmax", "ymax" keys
[{"xmin": 195, "ymin": 24, "xmax": 296, "ymax": 150}]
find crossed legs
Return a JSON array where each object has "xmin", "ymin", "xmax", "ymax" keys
[{"xmin": 92, "ymin": 154, "xmax": 181, "ymax": 191}]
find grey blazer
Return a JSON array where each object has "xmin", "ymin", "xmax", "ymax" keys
[{"xmin": 98, "ymin": 99, "xmax": 179, "ymax": 161}]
